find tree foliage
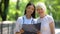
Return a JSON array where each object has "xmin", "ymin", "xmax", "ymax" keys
[{"xmin": 0, "ymin": 0, "xmax": 60, "ymax": 21}]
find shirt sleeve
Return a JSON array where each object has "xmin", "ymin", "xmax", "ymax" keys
[
  {"xmin": 48, "ymin": 16, "xmax": 54, "ymax": 23},
  {"xmin": 14, "ymin": 17, "xmax": 23, "ymax": 34}
]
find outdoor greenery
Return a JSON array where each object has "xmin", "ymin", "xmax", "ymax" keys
[{"xmin": 0, "ymin": 0, "xmax": 60, "ymax": 21}]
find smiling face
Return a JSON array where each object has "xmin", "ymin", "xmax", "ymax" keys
[
  {"xmin": 36, "ymin": 6, "xmax": 45, "ymax": 15},
  {"xmin": 26, "ymin": 5, "xmax": 34, "ymax": 15},
  {"xmin": 36, "ymin": 3, "xmax": 46, "ymax": 16}
]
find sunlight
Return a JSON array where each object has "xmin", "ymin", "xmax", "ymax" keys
[
  {"xmin": 55, "ymin": 29, "xmax": 60, "ymax": 34},
  {"xmin": 11, "ymin": 0, "xmax": 17, "ymax": 2},
  {"xmin": 23, "ymin": 0, "xmax": 28, "ymax": 3},
  {"xmin": 0, "ymin": 0, "xmax": 1, "ymax": 2}
]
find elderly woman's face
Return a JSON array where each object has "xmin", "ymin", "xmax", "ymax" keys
[{"xmin": 36, "ymin": 7, "xmax": 44, "ymax": 15}]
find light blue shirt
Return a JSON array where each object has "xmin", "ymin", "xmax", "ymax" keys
[{"xmin": 14, "ymin": 15, "xmax": 37, "ymax": 33}]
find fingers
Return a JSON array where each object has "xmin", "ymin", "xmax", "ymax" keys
[
  {"xmin": 15, "ymin": 32, "xmax": 21, "ymax": 34},
  {"xmin": 20, "ymin": 29, "xmax": 24, "ymax": 33},
  {"xmin": 37, "ymin": 31, "xmax": 41, "ymax": 34}
]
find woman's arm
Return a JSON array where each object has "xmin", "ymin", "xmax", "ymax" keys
[
  {"xmin": 49, "ymin": 21, "xmax": 55, "ymax": 34},
  {"xmin": 15, "ymin": 17, "xmax": 23, "ymax": 34}
]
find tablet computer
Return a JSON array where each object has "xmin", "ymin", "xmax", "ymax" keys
[{"xmin": 22, "ymin": 23, "xmax": 41, "ymax": 32}]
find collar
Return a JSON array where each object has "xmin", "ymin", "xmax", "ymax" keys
[{"xmin": 23, "ymin": 15, "xmax": 33, "ymax": 20}]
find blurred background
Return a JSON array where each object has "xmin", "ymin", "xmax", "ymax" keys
[{"xmin": 0, "ymin": 0, "xmax": 60, "ymax": 34}]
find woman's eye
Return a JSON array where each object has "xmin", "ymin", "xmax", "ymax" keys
[
  {"xmin": 40, "ymin": 8, "xmax": 43, "ymax": 10},
  {"xmin": 32, "ymin": 8, "xmax": 34, "ymax": 10},
  {"xmin": 37, "ymin": 8, "xmax": 43, "ymax": 11},
  {"xmin": 27, "ymin": 7, "xmax": 30, "ymax": 9}
]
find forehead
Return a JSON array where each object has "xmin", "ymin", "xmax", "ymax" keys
[
  {"xmin": 36, "ymin": 6, "xmax": 42, "ymax": 9},
  {"xmin": 27, "ymin": 5, "xmax": 34, "ymax": 8}
]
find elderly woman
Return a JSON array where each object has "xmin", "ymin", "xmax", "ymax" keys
[{"xmin": 36, "ymin": 2, "xmax": 55, "ymax": 34}]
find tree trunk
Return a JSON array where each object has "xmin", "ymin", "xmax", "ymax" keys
[
  {"xmin": 2, "ymin": 0, "xmax": 9, "ymax": 21},
  {"xmin": 15, "ymin": 0, "xmax": 20, "ymax": 20},
  {"xmin": 16, "ymin": 0, "xmax": 20, "ymax": 10},
  {"xmin": 0, "ymin": 0, "xmax": 3, "ymax": 18}
]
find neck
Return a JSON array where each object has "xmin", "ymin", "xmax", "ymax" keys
[
  {"xmin": 40, "ymin": 13, "xmax": 46, "ymax": 18},
  {"xmin": 26, "ymin": 14, "xmax": 31, "ymax": 19}
]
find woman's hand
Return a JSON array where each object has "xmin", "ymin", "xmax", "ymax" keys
[
  {"xmin": 20, "ymin": 29, "xmax": 24, "ymax": 34},
  {"xmin": 37, "ymin": 31, "xmax": 41, "ymax": 34},
  {"xmin": 15, "ymin": 29, "xmax": 24, "ymax": 34},
  {"xmin": 15, "ymin": 32, "xmax": 21, "ymax": 34}
]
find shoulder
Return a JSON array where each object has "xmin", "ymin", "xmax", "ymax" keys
[
  {"xmin": 47, "ymin": 15, "xmax": 54, "ymax": 20},
  {"xmin": 36, "ymin": 17, "xmax": 40, "ymax": 20},
  {"xmin": 36, "ymin": 17, "xmax": 41, "ymax": 23},
  {"xmin": 17, "ymin": 16, "xmax": 23, "ymax": 21},
  {"xmin": 46, "ymin": 15, "xmax": 54, "ymax": 23},
  {"xmin": 16, "ymin": 16, "xmax": 23, "ymax": 24},
  {"xmin": 47, "ymin": 15, "xmax": 53, "ymax": 19},
  {"xmin": 32, "ymin": 18, "xmax": 37, "ymax": 24},
  {"xmin": 18, "ymin": 16, "xmax": 23, "ymax": 20},
  {"xmin": 36, "ymin": 17, "xmax": 40, "ymax": 21},
  {"xmin": 33, "ymin": 18, "xmax": 37, "ymax": 21}
]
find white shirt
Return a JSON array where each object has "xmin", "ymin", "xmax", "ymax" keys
[
  {"xmin": 14, "ymin": 15, "xmax": 37, "ymax": 34},
  {"xmin": 37, "ymin": 15, "xmax": 54, "ymax": 34}
]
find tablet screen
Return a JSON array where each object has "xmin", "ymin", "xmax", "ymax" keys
[{"xmin": 22, "ymin": 23, "xmax": 41, "ymax": 32}]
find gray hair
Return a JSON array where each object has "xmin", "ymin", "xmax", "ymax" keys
[{"xmin": 36, "ymin": 2, "xmax": 46, "ymax": 12}]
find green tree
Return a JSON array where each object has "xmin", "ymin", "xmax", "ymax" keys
[{"xmin": 0, "ymin": 0, "xmax": 9, "ymax": 21}]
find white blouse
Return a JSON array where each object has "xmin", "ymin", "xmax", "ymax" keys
[{"xmin": 37, "ymin": 15, "xmax": 55, "ymax": 34}]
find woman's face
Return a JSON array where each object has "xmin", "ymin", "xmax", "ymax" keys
[
  {"xmin": 36, "ymin": 7, "xmax": 44, "ymax": 15},
  {"xmin": 26, "ymin": 5, "xmax": 34, "ymax": 15}
]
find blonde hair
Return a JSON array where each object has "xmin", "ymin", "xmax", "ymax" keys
[{"xmin": 36, "ymin": 2, "xmax": 46, "ymax": 12}]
